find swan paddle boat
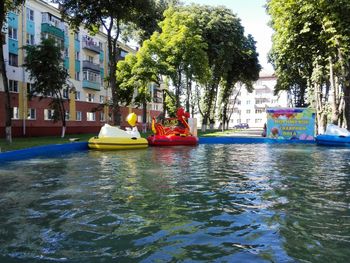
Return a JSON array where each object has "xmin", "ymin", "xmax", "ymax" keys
[
  {"xmin": 316, "ymin": 124, "xmax": 350, "ymax": 147},
  {"xmin": 147, "ymin": 108, "xmax": 198, "ymax": 146},
  {"xmin": 88, "ymin": 113, "xmax": 148, "ymax": 150}
]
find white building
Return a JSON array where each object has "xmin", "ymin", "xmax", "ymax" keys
[{"xmin": 229, "ymin": 71, "xmax": 289, "ymax": 129}]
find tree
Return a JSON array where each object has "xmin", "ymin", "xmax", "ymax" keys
[
  {"xmin": 218, "ymin": 34, "xmax": 261, "ymax": 130},
  {"xmin": 151, "ymin": 7, "xmax": 210, "ymax": 109},
  {"xmin": 117, "ymin": 6, "xmax": 210, "ymax": 119},
  {"xmin": 56, "ymin": 0, "xmax": 156, "ymax": 126},
  {"xmin": 267, "ymin": 0, "xmax": 350, "ymax": 133},
  {"xmin": 1, "ymin": 0, "xmax": 25, "ymax": 142},
  {"xmin": 121, "ymin": 0, "xmax": 181, "ymax": 45},
  {"xmin": 23, "ymin": 38, "xmax": 70, "ymax": 138},
  {"xmin": 186, "ymin": 5, "xmax": 256, "ymax": 131},
  {"xmin": 116, "ymin": 39, "xmax": 163, "ymax": 121}
]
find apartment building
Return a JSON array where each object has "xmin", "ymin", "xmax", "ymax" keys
[
  {"xmin": 0, "ymin": 0, "xmax": 162, "ymax": 137},
  {"xmin": 229, "ymin": 71, "xmax": 289, "ymax": 128}
]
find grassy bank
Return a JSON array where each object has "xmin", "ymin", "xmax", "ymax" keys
[{"xmin": 0, "ymin": 129, "xmax": 237, "ymax": 153}]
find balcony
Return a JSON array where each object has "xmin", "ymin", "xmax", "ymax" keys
[
  {"xmin": 83, "ymin": 80, "xmax": 100, "ymax": 91},
  {"xmin": 153, "ymin": 97, "xmax": 163, "ymax": 103},
  {"xmin": 82, "ymin": 37, "xmax": 100, "ymax": 53},
  {"xmin": 82, "ymin": 60, "xmax": 100, "ymax": 72},
  {"xmin": 41, "ymin": 13, "xmax": 64, "ymax": 39},
  {"xmin": 255, "ymin": 98, "xmax": 270, "ymax": 106}
]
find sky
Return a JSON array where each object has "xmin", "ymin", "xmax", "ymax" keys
[{"xmin": 182, "ymin": 0, "xmax": 274, "ymax": 72}]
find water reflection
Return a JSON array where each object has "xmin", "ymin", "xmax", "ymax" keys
[
  {"xmin": 264, "ymin": 145, "xmax": 350, "ymax": 262},
  {"xmin": 0, "ymin": 145, "xmax": 349, "ymax": 262}
]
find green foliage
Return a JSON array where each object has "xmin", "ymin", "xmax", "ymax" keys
[
  {"xmin": 121, "ymin": 0, "xmax": 181, "ymax": 44},
  {"xmin": 55, "ymin": 0, "xmax": 158, "ymax": 125},
  {"xmin": 1, "ymin": 0, "xmax": 26, "ymax": 142},
  {"xmin": 183, "ymin": 5, "xmax": 260, "ymax": 128},
  {"xmin": 23, "ymin": 38, "xmax": 69, "ymax": 124},
  {"xmin": 267, "ymin": 0, "xmax": 350, "ymax": 130}
]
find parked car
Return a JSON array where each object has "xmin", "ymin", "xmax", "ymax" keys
[{"xmin": 234, "ymin": 123, "xmax": 249, "ymax": 129}]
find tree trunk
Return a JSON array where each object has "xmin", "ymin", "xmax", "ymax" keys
[
  {"xmin": 314, "ymin": 82, "xmax": 327, "ymax": 134},
  {"xmin": 201, "ymin": 82, "xmax": 218, "ymax": 132},
  {"xmin": 186, "ymin": 76, "xmax": 191, "ymax": 113},
  {"xmin": 142, "ymin": 100, "xmax": 147, "ymax": 131},
  {"xmin": 175, "ymin": 69, "xmax": 182, "ymax": 109},
  {"xmin": 61, "ymin": 125, "xmax": 66, "ymax": 138},
  {"xmin": 222, "ymin": 103, "xmax": 227, "ymax": 131},
  {"xmin": 106, "ymin": 22, "xmax": 121, "ymax": 126},
  {"xmin": 329, "ymin": 58, "xmax": 340, "ymax": 124},
  {"xmin": 163, "ymin": 89, "xmax": 166, "ymax": 117},
  {"xmin": 343, "ymin": 84, "xmax": 350, "ymax": 130},
  {"xmin": 0, "ymin": 35, "xmax": 12, "ymax": 143}
]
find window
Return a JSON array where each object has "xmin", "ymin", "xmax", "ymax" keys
[
  {"xmin": 8, "ymin": 27, "xmax": 18, "ymax": 40},
  {"xmin": 83, "ymin": 70, "xmax": 100, "ymax": 82},
  {"xmin": 26, "ymin": 33, "xmax": 35, "ymax": 45},
  {"xmin": 99, "ymin": 95, "xmax": 104, "ymax": 103},
  {"xmin": 87, "ymin": 93, "xmax": 95, "ymax": 102},
  {"xmin": 11, "ymin": 107, "xmax": 19, "ymax": 119},
  {"xmin": 246, "ymin": 119, "xmax": 250, "ymax": 123},
  {"xmin": 255, "ymin": 118, "xmax": 262, "ymax": 123},
  {"xmin": 75, "ymin": 91, "xmax": 81, "ymax": 100},
  {"xmin": 75, "ymin": 71, "xmax": 80, "ymax": 81},
  {"xmin": 50, "ymin": 15, "xmax": 61, "ymax": 28},
  {"xmin": 246, "ymin": 109, "xmax": 251, "ymax": 114},
  {"xmin": 99, "ymin": 42, "xmax": 103, "ymax": 50},
  {"xmin": 100, "ymin": 112, "xmax": 105, "ymax": 122},
  {"xmin": 9, "ymin": 80, "xmax": 18, "ymax": 92},
  {"xmin": 27, "ymin": 108, "xmax": 36, "ymax": 120},
  {"xmin": 87, "ymin": 55, "xmax": 93, "ymax": 63},
  {"xmin": 63, "ymin": 89, "xmax": 69, "ymax": 99},
  {"xmin": 255, "ymin": 80, "xmax": 262, "ymax": 86},
  {"xmin": 26, "ymin": 8, "xmax": 34, "ymax": 21},
  {"xmin": 87, "ymin": 112, "xmax": 95, "ymax": 121},
  {"xmin": 75, "ymin": 51, "xmax": 80, "ymax": 60},
  {"xmin": 9, "ymin": 53, "xmax": 18, "ymax": 67},
  {"xmin": 64, "ymin": 47, "xmax": 69, "ymax": 57},
  {"xmin": 237, "ymin": 119, "xmax": 241, "ymax": 124},
  {"xmin": 74, "ymin": 32, "xmax": 79, "ymax": 40},
  {"xmin": 27, "ymin": 83, "xmax": 34, "ymax": 94},
  {"xmin": 255, "ymin": 109, "xmax": 264, "ymax": 114},
  {"xmin": 65, "ymin": 111, "xmax": 70, "ymax": 120},
  {"xmin": 44, "ymin": 109, "xmax": 54, "ymax": 120},
  {"xmin": 246, "ymin": 100, "xmax": 251, "ymax": 105},
  {"xmin": 120, "ymin": 50, "xmax": 128, "ymax": 58},
  {"xmin": 76, "ymin": 111, "xmax": 82, "ymax": 121}
]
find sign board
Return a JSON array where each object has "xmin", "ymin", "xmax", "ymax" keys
[{"xmin": 266, "ymin": 108, "xmax": 315, "ymax": 140}]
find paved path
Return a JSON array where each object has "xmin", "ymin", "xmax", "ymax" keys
[{"xmin": 225, "ymin": 128, "xmax": 264, "ymax": 137}]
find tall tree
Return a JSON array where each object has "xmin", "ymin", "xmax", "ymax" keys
[
  {"xmin": 23, "ymin": 38, "xmax": 70, "ymax": 138},
  {"xmin": 1, "ymin": 0, "xmax": 25, "ymax": 142},
  {"xmin": 55, "ymin": 0, "xmax": 156, "ymax": 126},
  {"xmin": 187, "ymin": 5, "xmax": 254, "ymax": 131},
  {"xmin": 219, "ymin": 34, "xmax": 260, "ymax": 130},
  {"xmin": 121, "ymin": 0, "xmax": 181, "ymax": 45},
  {"xmin": 267, "ymin": 0, "xmax": 350, "ymax": 133},
  {"xmin": 119, "ymin": 6, "xmax": 210, "ymax": 114}
]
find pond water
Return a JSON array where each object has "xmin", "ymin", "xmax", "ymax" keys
[{"xmin": 0, "ymin": 144, "xmax": 350, "ymax": 262}]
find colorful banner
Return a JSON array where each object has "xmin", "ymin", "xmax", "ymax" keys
[{"xmin": 266, "ymin": 108, "xmax": 315, "ymax": 140}]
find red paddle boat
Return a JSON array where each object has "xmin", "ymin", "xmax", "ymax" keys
[{"xmin": 147, "ymin": 108, "xmax": 198, "ymax": 146}]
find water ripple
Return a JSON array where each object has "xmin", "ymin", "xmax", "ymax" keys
[{"xmin": 0, "ymin": 144, "xmax": 349, "ymax": 262}]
